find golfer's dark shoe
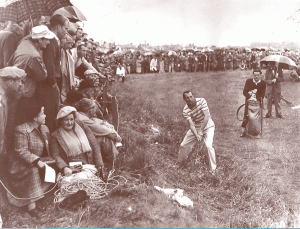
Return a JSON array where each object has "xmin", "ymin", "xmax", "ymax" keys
[
  {"xmin": 264, "ymin": 114, "xmax": 272, "ymax": 118},
  {"xmin": 60, "ymin": 190, "xmax": 88, "ymax": 207},
  {"xmin": 277, "ymin": 114, "xmax": 283, "ymax": 118},
  {"xmin": 28, "ymin": 208, "xmax": 40, "ymax": 219}
]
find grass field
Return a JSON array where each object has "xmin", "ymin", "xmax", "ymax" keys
[{"xmin": 3, "ymin": 69, "xmax": 300, "ymax": 228}]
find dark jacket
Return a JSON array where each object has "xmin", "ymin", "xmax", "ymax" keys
[
  {"xmin": 50, "ymin": 119, "xmax": 104, "ymax": 171},
  {"xmin": 0, "ymin": 30, "xmax": 20, "ymax": 69},
  {"xmin": 264, "ymin": 68, "xmax": 283, "ymax": 94},
  {"xmin": 41, "ymin": 38, "xmax": 60, "ymax": 87},
  {"xmin": 12, "ymin": 38, "xmax": 47, "ymax": 98},
  {"xmin": 243, "ymin": 78, "xmax": 266, "ymax": 102}
]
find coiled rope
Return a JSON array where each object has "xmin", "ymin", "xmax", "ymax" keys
[
  {"xmin": 0, "ymin": 173, "xmax": 127, "ymax": 203},
  {"xmin": 0, "ymin": 179, "xmax": 59, "ymax": 200},
  {"xmin": 53, "ymin": 171, "xmax": 127, "ymax": 204}
]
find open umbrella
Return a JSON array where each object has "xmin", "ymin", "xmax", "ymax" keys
[
  {"xmin": 260, "ymin": 47, "xmax": 269, "ymax": 51},
  {"xmin": 269, "ymin": 46, "xmax": 276, "ymax": 51},
  {"xmin": 113, "ymin": 50, "xmax": 124, "ymax": 55},
  {"xmin": 201, "ymin": 48, "xmax": 213, "ymax": 53},
  {"xmin": 183, "ymin": 48, "xmax": 194, "ymax": 53},
  {"xmin": 251, "ymin": 47, "xmax": 261, "ymax": 51},
  {"xmin": 260, "ymin": 55, "xmax": 297, "ymax": 70},
  {"xmin": 168, "ymin": 50, "xmax": 177, "ymax": 56},
  {"xmin": 143, "ymin": 51, "xmax": 153, "ymax": 56},
  {"xmin": 54, "ymin": 5, "xmax": 86, "ymax": 22},
  {"xmin": 132, "ymin": 50, "xmax": 141, "ymax": 56},
  {"xmin": 0, "ymin": 0, "xmax": 72, "ymax": 24},
  {"xmin": 244, "ymin": 47, "xmax": 251, "ymax": 53}
]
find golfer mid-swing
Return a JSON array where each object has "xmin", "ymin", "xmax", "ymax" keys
[{"xmin": 178, "ymin": 91, "xmax": 216, "ymax": 174}]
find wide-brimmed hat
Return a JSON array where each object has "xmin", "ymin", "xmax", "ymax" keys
[
  {"xmin": 32, "ymin": 25, "xmax": 55, "ymax": 40},
  {"xmin": 0, "ymin": 66, "xmax": 26, "ymax": 79},
  {"xmin": 56, "ymin": 106, "xmax": 77, "ymax": 119}
]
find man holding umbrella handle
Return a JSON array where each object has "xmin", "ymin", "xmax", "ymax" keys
[{"xmin": 264, "ymin": 62, "xmax": 283, "ymax": 118}]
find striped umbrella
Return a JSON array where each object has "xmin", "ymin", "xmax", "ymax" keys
[
  {"xmin": 260, "ymin": 55, "xmax": 297, "ymax": 70},
  {"xmin": 0, "ymin": 0, "xmax": 72, "ymax": 23}
]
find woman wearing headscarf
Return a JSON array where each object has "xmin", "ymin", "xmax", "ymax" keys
[
  {"xmin": 49, "ymin": 106, "xmax": 104, "ymax": 178},
  {"xmin": 13, "ymin": 25, "xmax": 55, "ymax": 126},
  {"xmin": 7, "ymin": 104, "xmax": 52, "ymax": 218}
]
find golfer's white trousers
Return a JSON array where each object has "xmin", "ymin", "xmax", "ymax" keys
[{"xmin": 178, "ymin": 126, "xmax": 216, "ymax": 171}]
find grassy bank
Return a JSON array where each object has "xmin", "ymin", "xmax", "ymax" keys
[{"xmin": 3, "ymin": 70, "xmax": 300, "ymax": 227}]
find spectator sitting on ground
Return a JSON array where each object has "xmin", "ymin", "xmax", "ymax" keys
[
  {"xmin": 50, "ymin": 106, "xmax": 104, "ymax": 178},
  {"xmin": 65, "ymin": 89, "xmax": 84, "ymax": 109},
  {"xmin": 78, "ymin": 79, "xmax": 105, "ymax": 118},
  {"xmin": 78, "ymin": 78, "xmax": 98, "ymax": 100},
  {"xmin": 6, "ymin": 104, "xmax": 52, "ymax": 219},
  {"xmin": 84, "ymin": 69, "xmax": 106, "ymax": 85},
  {"xmin": 77, "ymin": 98, "xmax": 121, "ymax": 170}
]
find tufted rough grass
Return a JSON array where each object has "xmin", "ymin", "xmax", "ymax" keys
[{"xmin": 3, "ymin": 70, "xmax": 300, "ymax": 227}]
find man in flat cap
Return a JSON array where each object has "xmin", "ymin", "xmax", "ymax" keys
[
  {"xmin": 0, "ymin": 66, "xmax": 25, "ymax": 212},
  {"xmin": 76, "ymin": 98, "xmax": 121, "ymax": 171}
]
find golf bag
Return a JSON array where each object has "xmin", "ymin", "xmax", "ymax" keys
[{"xmin": 247, "ymin": 100, "xmax": 261, "ymax": 136}]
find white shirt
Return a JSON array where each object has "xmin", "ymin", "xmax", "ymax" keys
[{"xmin": 116, "ymin": 66, "xmax": 125, "ymax": 77}]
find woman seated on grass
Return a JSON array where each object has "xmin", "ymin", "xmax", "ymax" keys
[
  {"xmin": 7, "ymin": 104, "xmax": 52, "ymax": 219},
  {"xmin": 50, "ymin": 106, "xmax": 104, "ymax": 177}
]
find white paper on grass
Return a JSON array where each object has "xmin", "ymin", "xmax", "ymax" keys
[
  {"xmin": 69, "ymin": 161, "xmax": 82, "ymax": 166},
  {"xmin": 44, "ymin": 164, "xmax": 56, "ymax": 183}
]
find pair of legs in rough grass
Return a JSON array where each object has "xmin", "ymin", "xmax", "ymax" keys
[
  {"xmin": 266, "ymin": 90, "xmax": 281, "ymax": 117},
  {"xmin": 178, "ymin": 126, "xmax": 216, "ymax": 171}
]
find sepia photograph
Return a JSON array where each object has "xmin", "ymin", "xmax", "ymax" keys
[{"xmin": 0, "ymin": 0, "xmax": 300, "ymax": 227}]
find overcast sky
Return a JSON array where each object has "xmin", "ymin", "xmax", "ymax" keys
[{"xmin": 71, "ymin": 0, "xmax": 300, "ymax": 47}]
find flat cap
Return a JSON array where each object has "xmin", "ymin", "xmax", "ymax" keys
[
  {"xmin": 56, "ymin": 106, "xmax": 77, "ymax": 119},
  {"xmin": 0, "ymin": 66, "xmax": 26, "ymax": 79}
]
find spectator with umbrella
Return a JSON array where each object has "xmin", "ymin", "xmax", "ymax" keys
[
  {"xmin": 260, "ymin": 55, "xmax": 297, "ymax": 118},
  {"xmin": 264, "ymin": 62, "xmax": 283, "ymax": 118}
]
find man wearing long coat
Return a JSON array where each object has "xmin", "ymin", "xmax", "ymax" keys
[{"xmin": 264, "ymin": 63, "xmax": 283, "ymax": 118}]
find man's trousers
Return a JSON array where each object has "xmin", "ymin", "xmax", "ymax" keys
[
  {"xmin": 178, "ymin": 126, "xmax": 216, "ymax": 171},
  {"xmin": 266, "ymin": 90, "xmax": 281, "ymax": 117}
]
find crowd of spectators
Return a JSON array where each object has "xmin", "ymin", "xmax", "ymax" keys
[
  {"xmin": 1, "ymin": 12, "xmax": 300, "ymax": 220},
  {"xmin": 0, "ymin": 14, "xmax": 122, "ymax": 219}
]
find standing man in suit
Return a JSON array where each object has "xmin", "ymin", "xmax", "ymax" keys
[
  {"xmin": 36, "ymin": 14, "xmax": 69, "ymax": 132},
  {"xmin": 264, "ymin": 62, "xmax": 283, "ymax": 118},
  {"xmin": 240, "ymin": 69, "xmax": 266, "ymax": 137}
]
